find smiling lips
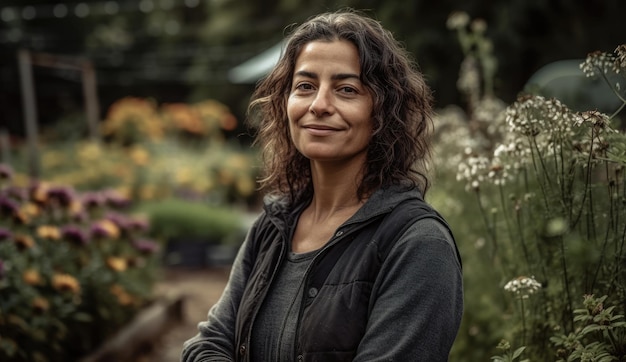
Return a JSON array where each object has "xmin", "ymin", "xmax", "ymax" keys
[{"xmin": 302, "ymin": 124, "xmax": 343, "ymax": 136}]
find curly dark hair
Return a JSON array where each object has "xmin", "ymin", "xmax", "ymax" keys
[{"xmin": 248, "ymin": 9, "xmax": 434, "ymax": 202}]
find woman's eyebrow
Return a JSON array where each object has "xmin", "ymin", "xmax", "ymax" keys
[{"xmin": 293, "ymin": 70, "xmax": 361, "ymax": 81}]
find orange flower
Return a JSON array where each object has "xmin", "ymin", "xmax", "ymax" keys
[
  {"xmin": 220, "ymin": 113, "xmax": 238, "ymax": 131},
  {"xmin": 52, "ymin": 273, "xmax": 81, "ymax": 294},
  {"xmin": 12, "ymin": 210, "xmax": 30, "ymax": 225},
  {"xmin": 69, "ymin": 200, "xmax": 83, "ymax": 217},
  {"xmin": 110, "ymin": 284, "xmax": 135, "ymax": 306},
  {"xmin": 32, "ymin": 297, "xmax": 50, "ymax": 314},
  {"xmin": 37, "ymin": 225, "xmax": 61, "ymax": 240},
  {"xmin": 22, "ymin": 269, "xmax": 43, "ymax": 285},
  {"xmin": 106, "ymin": 257, "xmax": 128, "ymax": 272},
  {"xmin": 31, "ymin": 182, "xmax": 50, "ymax": 204},
  {"xmin": 91, "ymin": 219, "xmax": 120, "ymax": 239},
  {"xmin": 14, "ymin": 234, "xmax": 35, "ymax": 250},
  {"xmin": 20, "ymin": 202, "xmax": 40, "ymax": 218}
]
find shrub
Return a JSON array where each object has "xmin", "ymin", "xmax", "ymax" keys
[
  {"xmin": 134, "ymin": 197, "xmax": 245, "ymax": 243},
  {"xmin": 0, "ymin": 164, "xmax": 160, "ymax": 361}
]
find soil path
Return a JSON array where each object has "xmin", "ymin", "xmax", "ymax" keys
[{"xmin": 146, "ymin": 266, "xmax": 231, "ymax": 362}]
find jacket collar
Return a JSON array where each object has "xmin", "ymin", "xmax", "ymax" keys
[{"xmin": 263, "ymin": 184, "xmax": 424, "ymax": 231}]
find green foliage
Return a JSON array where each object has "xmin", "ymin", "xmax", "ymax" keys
[
  {"xmin": 433, "ymin": 15, "xmax": 626, "ymax": 361},
  {"xmin": 134, "ymin": 198, "xmax": 245, "ymax": 243},
  {"xmin": 551, "ymin": 295, "xmax": 626, "ymax": 362},
  {"xmin": 491, "ymin": 340, "xmax": 529, "ymax": 362},
  {"xmin": 0, "ymin": 164, "xmax": 161, "ymax": 361}
]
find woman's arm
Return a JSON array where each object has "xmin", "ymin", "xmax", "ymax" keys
[
  {"xmin": 181, "ymin": 226, "xmax": 258, "ymax": 362},
  {"xmin": 354, "ymin": 217, "xmax": 463, "ymax": 362}
]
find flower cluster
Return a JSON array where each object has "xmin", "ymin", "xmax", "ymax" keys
[
  {"xmin": 102, "ymin": 96, "xmax": 239, "ymax": 145},
  {"xmin": 0, "ymin": 164, "xmax": 160, "ymax": 361},
  {"xmin": 504, "ymin": 276, "xmax": 542, "ymax": 299},
  {"xmin": 101, "ymin": 96, "xmax": 164, "ymax": 144},
  {"xmin": 579, "ymin": 46, "xmax": 626, "ymax": 78},
  {"xmin": 456, "ymin": 153, "xmax": 491, "ymax": 191},
  {"xmin": 505, "ymin": 95, "xmax": 575, "ymax": 139}
]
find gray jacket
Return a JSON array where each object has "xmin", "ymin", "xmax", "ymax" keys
[{"xmin": 182, "ymin": 185, "xmax": 463, "ymax": 361}]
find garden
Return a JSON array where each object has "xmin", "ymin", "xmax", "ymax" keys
[
  {"xmin": 0, "ymin": 97, "xmax": 256, "ymax": 361},
  {"xmin": 1, "ymin": 3, "xmax": 625, "ymax": 361}
]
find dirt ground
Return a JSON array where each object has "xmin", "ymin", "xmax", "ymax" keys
[{"xmin": 146, "ymin": 266, "xmax": 231, "ymax": 362}]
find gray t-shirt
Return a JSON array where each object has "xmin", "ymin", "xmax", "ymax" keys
[{"xmin": 250, "ymin": 248, "xmax": 319, "ymax": 361}]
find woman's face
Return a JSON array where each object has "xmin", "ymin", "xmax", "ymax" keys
[{"xmin": 287, "ymin": 40, "xmax": 373, "ymax": 167}]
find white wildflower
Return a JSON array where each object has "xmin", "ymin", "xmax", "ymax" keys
[
  {"xmin": 580, "ymin": 50, "xmax": 617, "ymax": 78},
  {"xmin": 446, "ymin": 11, "xmax": 470, "ymax": 30},
  {"xmin": 504, "ymin": 276, "xmax": 542, "ymax": 298}
]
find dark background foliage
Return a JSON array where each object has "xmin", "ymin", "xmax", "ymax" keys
[{"xmin": 1, "ymin": 0, "xmax": 624, "ymax": 139}]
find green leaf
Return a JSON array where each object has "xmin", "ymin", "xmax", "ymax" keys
[{"xmin": 512, "ymin": 346, "xmax": 526, "ymax": 359}]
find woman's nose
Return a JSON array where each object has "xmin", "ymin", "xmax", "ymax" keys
[{"xmin": 309, "ymin": 88, "xmax": 334, "ymax": 117}]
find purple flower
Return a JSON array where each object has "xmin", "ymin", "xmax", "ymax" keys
[
  {"xmin": 102, "ymin": 190, "xmax": 131, "ymax": 209},
  {"xmin": 0, "ymin": 164, "xmax": 13, "ymax": 180},
  {"xmin": 132, "ymin": 239, "xmax": 160, "ymax": 254},
  {"xmin": 90, "ymin": 223, "xmax": 110, "ymax": 239},
  {"xmin": 81, "ymin": 192, "xmax": 105, "ymax": 210},
  {"xmin": 47, "ymin": 186, "xmax": 75, "ymax": 207},
  {"xmin": 0, "ymin": 228, "xmax": 11, "ymax": 241},
  {"xmin": 0, "ymin": 196, "xmax": 19, "ymax": 216},
  {"xmin": 61, "ymin": 225, "xmax": 89, "ymax": 246},
  {"xmin": 127, "ymin": 217, "xmax": 150, "ymax": 232},
  {"xmin": 105, "ymin": 212, "xmax": 129, "ymax": 230},
  {"xmin": 4, "ymin": 186, "xmax": 28, "ymax": 201}
]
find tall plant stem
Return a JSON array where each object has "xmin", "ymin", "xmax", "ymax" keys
[
  {"xmin": 475, "ymin": 189, "xmax": 498, "ymax": 261},
  {"xmin": 499, "ymin": 184, "xmax": 513, "ymax": 238},
  {"xmin": 515, "ymin": 209, "xmax": 536, "ymax": 278},
  {"xmin": 520, "ymin": 298, "xmax": 527, "ymax": 347},
  {"xmin": 559, "ymin": 235, "xmax": 574, "ymax": 332},
  {"xmin": 590, "ymin": 162, "xmax": 616, "ymax": 293},
  {"xmin": 572, "ymin": 129, "xmax": 596, "ymax": 227},
  {"xmin": 528, "ymin": 137, "xmax": 551, "ymax": 213}
]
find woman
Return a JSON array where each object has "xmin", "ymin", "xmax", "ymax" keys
[{"xmin": 182, "ymin": 10, "xmax": 463, "ymax": 362}]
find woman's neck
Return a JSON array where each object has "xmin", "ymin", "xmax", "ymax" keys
[{"xmin": 307, "ymin": 160, "xmax": 367, "ymax": 222}]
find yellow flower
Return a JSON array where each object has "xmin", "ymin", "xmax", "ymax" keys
[
  {"xmin": 110, "ymin": 284, "xmax": 136, "ymax": 306},
  {"xmin": 69, "ymin": 200, "xmax": 83, "ymax": 217},
  {"xmin": 77, "ymin": 141, "xmax": 103, "ymax": 162},
  {"xmin": 12, "ymin": 210, "xmax": 30, "ymax": 225},
  {"xmin": 32, "ymin": 297, "xmax": 50, "ymax": 314},
  {"xmin": 37, "ymin": 225, "xmax": 61, "ymax": 240},
  {"xmin": 236, "ymin": 176, "xmax": 255, "ymax": 197},
  {"xmin": 23, "ymin": 269, "xmax": 43, "ymax": 286},
  {"xmin": 52, "ymin": 273, "xmax": 81, "ymax": 294},
  {"xmin": 129, "ymin": 146, "xmax": 150, "ymax": 166},
  {"xmin": 41, "ymin": 150, "xmax": 65, "ymax": 169},
  {"xmin": 163, "ymin": 103, "xmax": 205, "ymax": 135},
  {"xmin": 22, "ymin": 202, "xmax": 40, "ymax": 218},
  {"xmin": 14, "ymin": 234, "xmax": 35, "ymax": 251},
  {"xmin": 106, "ymin": 257, "xmax": 128, "ymax": 272},
  {"xmin": 31, "ymin": 182, "xmax": 50, "ymax": 204},
  {"xmin": 139, "ymin": 185, "xmax": 156, "ymax": 200},
  {"xmin": 174, "ymin": 167, "xmax": 193, "ymax": 185},
  {"xmin": 93, "ymin": 219, "xmax": 120, "ymax": 239}
]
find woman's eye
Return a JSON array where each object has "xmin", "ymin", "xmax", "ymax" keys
[
  {"xmin": 295, "ymin": 83, "xmax": 314, "ymax": 91},
  {"xmin": 339, "ymin": 86, "xmax": 357, "ymax": 94}
]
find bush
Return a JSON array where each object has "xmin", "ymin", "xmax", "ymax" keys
[
  {"xmin": 438, "ymin": 15, "xmax": 626, "ymax": 361},
  {"xmin": 0, "ymin": 164, "xmax": 160, "ymax": 361},
  {"xmin": 134, "ymin": 197, "xmax": 245, "ymax": 243}
]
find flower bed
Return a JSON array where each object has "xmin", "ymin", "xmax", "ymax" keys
[{"xmin": 0, "ymin": 164, "xmax": 160, "ymax": 362}]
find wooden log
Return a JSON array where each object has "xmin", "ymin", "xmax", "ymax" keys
[{"xmin": 80, "ymin": 294, "xmax": 185, "ymax": 362}]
